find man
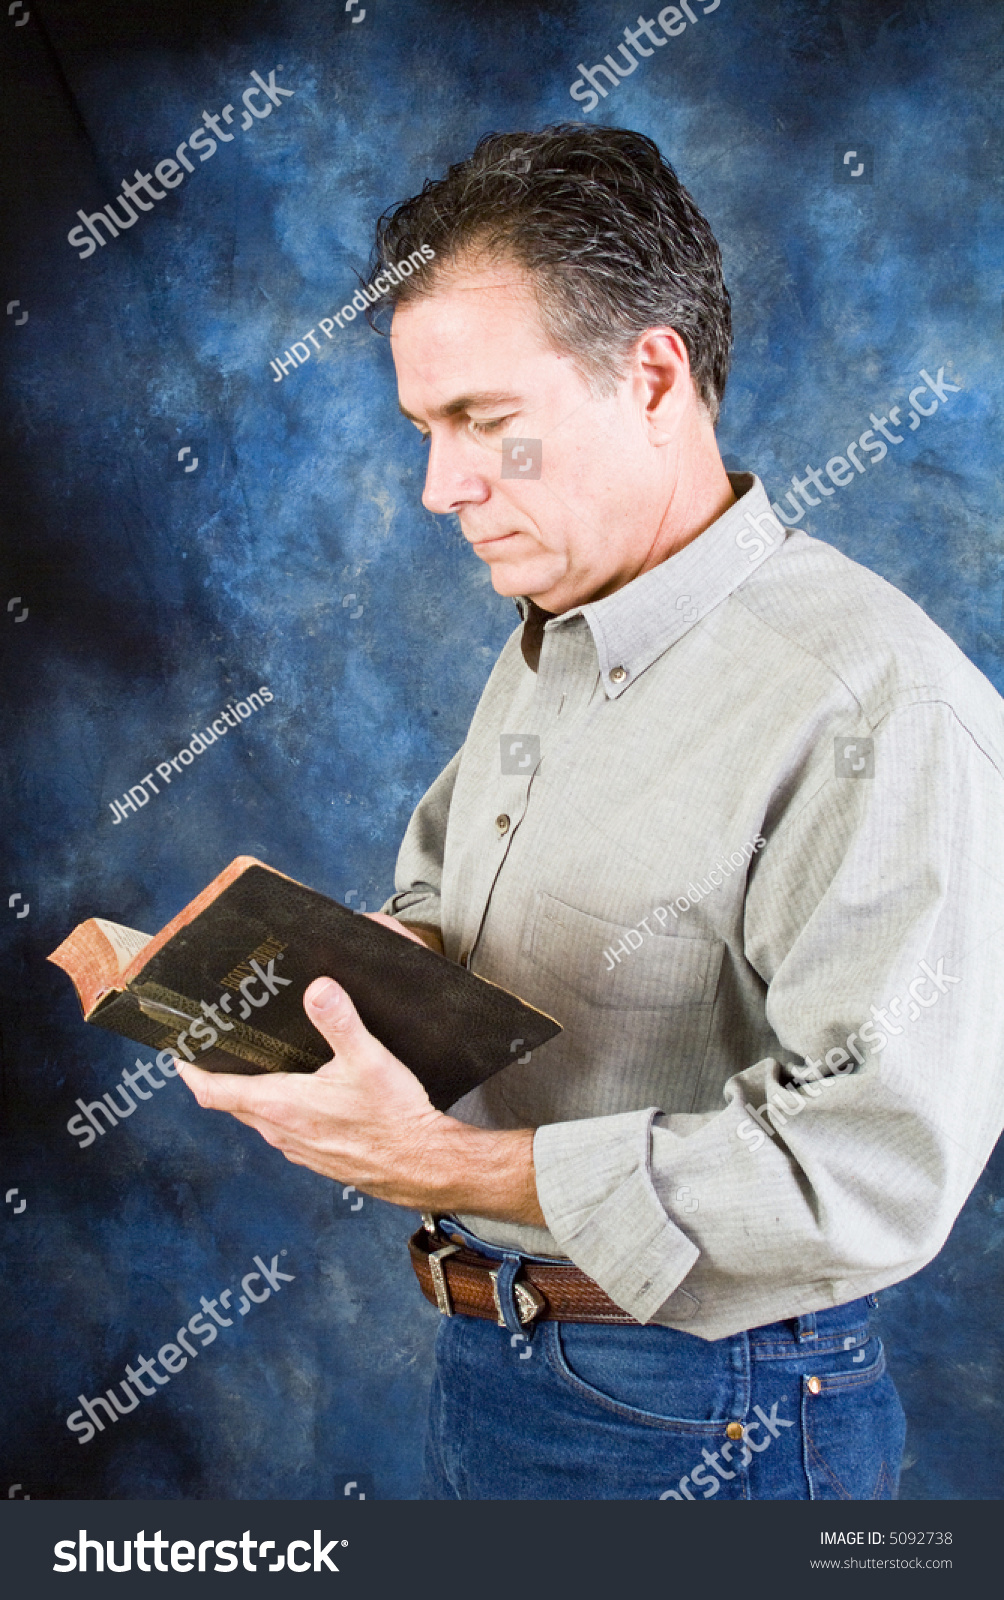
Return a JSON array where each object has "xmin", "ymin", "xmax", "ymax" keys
[{"xmin": 179, "ymin": 126, "xmax": 1004, "ymax": 1500}]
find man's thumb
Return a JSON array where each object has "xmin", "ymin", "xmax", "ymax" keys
[{"xmin": 303, "ymin": 976, "xmax": 359, "ymax": 1046}]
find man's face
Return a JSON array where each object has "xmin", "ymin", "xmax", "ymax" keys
[{"xmin": 391, "ymin": 260, "xmax": 687, "ymax": 614}]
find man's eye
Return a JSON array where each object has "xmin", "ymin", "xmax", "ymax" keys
[{"xmin": 468, "ymin": 417, "xmax": 509, "ymax": 438}]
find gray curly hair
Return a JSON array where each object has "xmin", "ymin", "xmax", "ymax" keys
[{"xmin": 367, "ymin": 124, "xmax": 732, "ymax": 422}]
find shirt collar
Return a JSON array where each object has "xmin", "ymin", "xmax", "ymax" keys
[{"xmin": 514, "ymin": 474, "xmax": 790, "ymax": 695}]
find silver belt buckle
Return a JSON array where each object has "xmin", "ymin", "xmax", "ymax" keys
[
  {"xmin": 428, "ymin": 1242, "xmax": 461, "ymax": 1316},
  {"xmin": 489, "ymin": 1266, "xmax": 545, "ymax": 1328}
]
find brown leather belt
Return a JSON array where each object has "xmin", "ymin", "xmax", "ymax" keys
[{"xmin": 408, "ymin": 1216, "xmax": 640, "ymax": 1326}]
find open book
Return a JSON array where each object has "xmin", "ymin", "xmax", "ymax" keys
[{"xmin": 49, "ymin": 856, "xmax": 561, "ymax": 1111}]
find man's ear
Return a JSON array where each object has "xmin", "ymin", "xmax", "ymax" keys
[{"xmin": 633, "ymin": 327, "xmax": 694, "ymax": 443}]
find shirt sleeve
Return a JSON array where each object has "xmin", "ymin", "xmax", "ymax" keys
[
  {"xmin": 533, "ymin": 700, "xmax": 1004, "ymax": 1332},
  {"xmin": 379, "ymin": 746, "xmax": 463, "ymax": 939}
]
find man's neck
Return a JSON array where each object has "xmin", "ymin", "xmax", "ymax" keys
[
  {"xmin": 619, "ymin": 455, "xmax": 737, "ymax": 591},
  {"xmin": 530, "ymin": 456, "xmax": 738, "ymax": 615}
]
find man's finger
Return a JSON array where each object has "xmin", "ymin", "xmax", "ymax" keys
[
  {"xmin": 303, "ymin": 975, "xmax": 370, "ymax": 1055},
  {"xmin": 175, "ymin": 1059, "xmax": 288, "ymax": 1116}
]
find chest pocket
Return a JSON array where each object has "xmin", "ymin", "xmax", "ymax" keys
[
  {"xmin": 531, "ymin": 892, "xmax": 721, "ymax": 1010},
  {"xmin": 503, "ymin": 891, "xmax": 725, "ymax": 1120}
]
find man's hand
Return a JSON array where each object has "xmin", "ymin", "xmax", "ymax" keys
[
  {"xmin": 175, "ymin": 975, "xmax": 544, "ymax": 1225},
  {"xmin": 362, "ymin": 910, "xmax": 444, "ymax": 955}
]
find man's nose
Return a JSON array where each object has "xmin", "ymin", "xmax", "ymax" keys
[{"xmin": 422, "ymin": 434, "xmax": 491, "ymax": 516}]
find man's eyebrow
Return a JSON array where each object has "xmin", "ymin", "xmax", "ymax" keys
[{"xmin": 398, "ymin": 391, "xmax": 522, "ymax": 424}]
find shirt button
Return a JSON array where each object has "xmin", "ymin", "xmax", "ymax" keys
[
  {"xmin": 609, "ymin": 665, "xmax": 627, "ymax": 684},
  {"xmin": 495, "ymin": 813, "xmax": 511, "ymax": 835},
  {"xmin": 725, "ymin": 1421, "xmax": 744, "ymax": 1441},
  {"xmin": 807, "ymin": 1375, "xmax": 822, "ymax": 1395}
]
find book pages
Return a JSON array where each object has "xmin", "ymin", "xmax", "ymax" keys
[{"xmin": 93, "ymin": 918, "xmax": 153, "ymax": 970}]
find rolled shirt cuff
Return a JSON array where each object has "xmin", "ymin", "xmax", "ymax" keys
[
  {"xmin": 378, "ymin": 889, "xmax": 442, "ymax": 930},
  {"xmin": 533, "ymin": 1107, "xmax": 701, "ymax": 1325}
]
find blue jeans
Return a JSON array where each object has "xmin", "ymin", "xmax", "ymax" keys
[{"xmin": 421, "ymin": 1222, "xmax": 906, "ymax": 1501}]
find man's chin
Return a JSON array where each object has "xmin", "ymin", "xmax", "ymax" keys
[
  {"xmin": 488, "ymin": 566, "xmax": 552, "ymax": 602},
  {"xmin": 480, "ymin": 554, "xmax": 563, "ymax": 602}
]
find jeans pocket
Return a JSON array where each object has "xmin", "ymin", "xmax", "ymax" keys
[
  {"xmin": 802, "ymin": 1340, "xmax": 907, "ymax": 1500},
  {"xmin": 544, "ymin": 1321, "xmax": 738, "ymax": 1431}
]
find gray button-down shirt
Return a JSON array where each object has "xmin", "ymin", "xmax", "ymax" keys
[{"xmin": 383, "ymin": 474, "xmax": 1004, "ymax": 1339}]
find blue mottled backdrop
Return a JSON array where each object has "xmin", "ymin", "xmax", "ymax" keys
[{"xmin": 1, "ymin": 0, "xmax": 1001, "ymax": 1499}]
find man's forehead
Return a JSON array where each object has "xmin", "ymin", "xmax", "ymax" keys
[
  {"xmin": 390, "ymin": 261, "xmax": 555, "ymax": 413},
  {"xmin": 391, "ymin": 261, "xmax": 545, "ymax": 349}
]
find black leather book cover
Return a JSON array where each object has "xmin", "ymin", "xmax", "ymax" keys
[{"xmin": 85, "ymin": 864, "xmax": 561, "ymax": 1112}]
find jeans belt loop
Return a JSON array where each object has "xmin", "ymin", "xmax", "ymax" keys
[
  {"xmin": 490, "ymin": 1254, "xmax": 534, "ymax": 1336},
  {"xmin": 795, "ymin": 1311, "xmax": 817, "ymax": 1342}
]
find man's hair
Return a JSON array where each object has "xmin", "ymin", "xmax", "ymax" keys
[{"xmin": 368, "ymin": 124, "xmax": 732, "ymax": 422}]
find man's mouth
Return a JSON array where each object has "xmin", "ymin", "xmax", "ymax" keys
[{"xmin": 468, "ymin": 530, "xmax": 523, "ymax": 552}]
